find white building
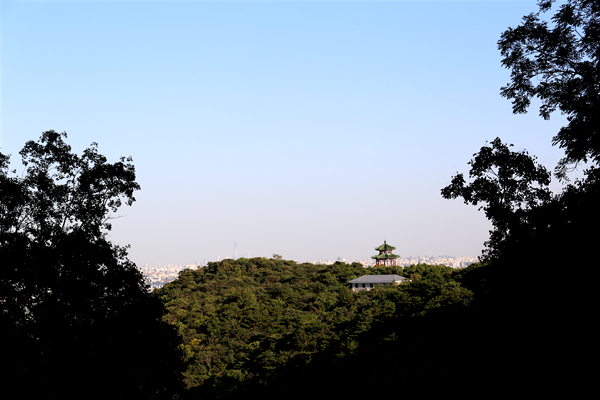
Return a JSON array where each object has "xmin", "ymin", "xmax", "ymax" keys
[{"xmin": 349, "ymin": 274, "xmax": 409, "ymax": 292}]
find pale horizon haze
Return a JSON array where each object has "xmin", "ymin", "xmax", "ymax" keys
[{"xmin": 1, "ymin": 1, "xmax": 577, "ymax": 266}]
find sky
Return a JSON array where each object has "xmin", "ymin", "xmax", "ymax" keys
[{"xmin": 1, "ymin": 0, "xmax": 576, "ymax": 266}]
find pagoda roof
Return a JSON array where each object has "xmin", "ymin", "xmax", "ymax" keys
[
  {"xmin": 371, "ymin": 253, "xmax": 401, "ymax": 260},
  {"xmin": 375, "ymin": 241, "xmax": 396, "ymax": 251}
]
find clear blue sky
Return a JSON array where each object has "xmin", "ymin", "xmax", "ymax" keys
[{"xmin": 1, "ymin": 1, "xmax": 574, "ymax": 265}]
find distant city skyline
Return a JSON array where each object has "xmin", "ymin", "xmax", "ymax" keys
[
  {"xmin": 3, "ymin": 2, "xmax": 581, "ymax": 267},
  {"xmin": 141, "ymin": 254, "xmax": 478, "ymax": 289},
  {"xmin": 140, "ymin": 253, "xmax": 479, "ymax": 269}
]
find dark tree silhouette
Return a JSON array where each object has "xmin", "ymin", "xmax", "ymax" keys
[
  {"xmin": 441, "ymin": 137, "xmax": 552, "ymax": 259},
  {"xmin": 0, "ymin": 131, "xmax": 183, "ymax": 399},
  {"xmin": 498, "ymin": 0, "xmax": 600, "ymax": 179},
  {"xmin": 438, "ymin": 2, "xmax": 599, "ymax": 394},
  {"xmin": 445, "ymin": 0, "xmax": 599, "ymax": 260}
]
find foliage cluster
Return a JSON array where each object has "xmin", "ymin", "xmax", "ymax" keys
[
  {"xmin": 444, "ymin": 0, "xmax": 599, "ymax": 262},
  {"xmin": 498, "ymin": 0, "xmax": 599, "ymax": 178}
]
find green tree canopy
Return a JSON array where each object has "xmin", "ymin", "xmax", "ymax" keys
[{"xmin": 156, "ymin": 258, "xmax": 473, "ymax": 398}]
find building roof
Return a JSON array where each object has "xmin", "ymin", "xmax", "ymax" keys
[
  {"xmin": 349, "ymin": 274, "xmax": 408, "ymax": 284},
  {"xmin": 375, "ymin": 240, "xmax": 396, "ymax": 251},
  {"xmin": 371, "ymin": 253, "xmax": 401, "ymax": 260}
]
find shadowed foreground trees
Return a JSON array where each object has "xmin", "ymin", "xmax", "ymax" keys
[
  {"xmin": 0, "ymin": 131, "xmax": 183, "ymax": 399},
  {"xmin": 441, "ymin": 0, "xmax": 599, "ymax": 393}
]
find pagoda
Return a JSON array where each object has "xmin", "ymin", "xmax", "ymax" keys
[{"xmin": 371, "ymin": 240, "xmax": 400, "ymax": 266}]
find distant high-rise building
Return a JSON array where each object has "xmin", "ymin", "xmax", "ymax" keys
[{"xmin": 234, "ymin": 243, "xmax": 238, "ymax": 260}]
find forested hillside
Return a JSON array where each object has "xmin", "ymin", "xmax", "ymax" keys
[{"xmin": 154, "ymin": 258, "xmax": 475, "ymax": 398}]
